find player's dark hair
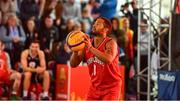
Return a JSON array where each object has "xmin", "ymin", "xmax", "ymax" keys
[
  {"xmin": 97, "ymin": 17, "xmax": 112, "ymax": 33},
  {"xmin": 30, "ymin": 39, "xmax": 40, "ymax": 45}
]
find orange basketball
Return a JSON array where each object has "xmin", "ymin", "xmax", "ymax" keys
[{"xmin": 66, "ymin": 30, "xmax": 85, "ymax": 51}]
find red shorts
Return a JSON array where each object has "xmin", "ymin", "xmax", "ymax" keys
[
  {"xmin": 0, "ymin": 70, "xmax": 11, "ymax": 84},
  {"xmin": 86, "ymin": 84, "xmax": 121, "ymax": 100}
]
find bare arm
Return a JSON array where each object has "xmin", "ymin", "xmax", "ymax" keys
[
  {"xmin": 70, "ymin": 50, "xmax": 84, "ymax": 67},
  {"xmin": 5, "ymin": 52, "xmax": 11, "ymax": 70},
  {"xmin": 21, "ymin": 50, "xmax": 36, "ymax": 72},
  {"xmin": 84, "ymin": 35, "xmax": 118, "ymax": 64},
  {"xmin": 38, "ymin": 50, "xmax": 46, "ymax": 71}
]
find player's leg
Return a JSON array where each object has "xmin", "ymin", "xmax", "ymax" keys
[
  {"xmin": 23, "ymin": 72, "xmax": 32, "ymax": 98},
  {"xmin": 39, "ymin": 71, "xmax": 50, "ymax": 99},
  {"xmin": 10, "ymin": 71, "xmax": 22, "ymax": 95}
]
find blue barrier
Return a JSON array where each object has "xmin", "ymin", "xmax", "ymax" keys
[{"xmin": 158, "ymin": 70, "xmax": 180, "ymax": 100}]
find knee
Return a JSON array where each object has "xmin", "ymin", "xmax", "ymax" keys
[
  {"xmin": 16, "ymin": 72, "xmax": 22, "ymax": 81},
  {"xmin": 24, "ymin": 72, "xmax": 32, "ymax": 79},
  {"xmin": 43, "ymin": 71, "xmax": 50, "ymax": 78}
]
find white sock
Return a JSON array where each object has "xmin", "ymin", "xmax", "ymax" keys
[
  {"xmin": 12, "ymin": 91, "xmax": 17, "ymax": 95},
  {"xmin": 43, "ymin": 92, "xmax": 48, "ymax": 97},
  {"xmin": 23, "ymin": 91, "xmax": 28, "ymax": 97}
]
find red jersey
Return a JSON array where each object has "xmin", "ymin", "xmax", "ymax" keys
[
  {"xmin": 0, "ymin": 51, "xmax": 10, "ymax": 83},
  {"xmin": 85, "ymin": 37, "xmax": 121, "ymax": 90},
  {"xmin": 0, "ymin": 52, "xmax": 8, "ymax": 71}
]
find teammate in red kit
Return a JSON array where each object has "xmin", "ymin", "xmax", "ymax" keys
[
  {"xmin": 70, "ymin": 17, "xmax": 121, "ymax": 100},
  {"xmin": 0, "ymin": 40, "xmax": 21, "ymax": 98}
]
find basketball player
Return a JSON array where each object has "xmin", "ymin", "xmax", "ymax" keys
[
  {"xmin": 21, "ymin": 40, "xmax": 50, "ymax": 100},
  {"xmin": 0, "ymin": 40, "xmax": 21, "ymax": 98},
  {"xmin": 70, "ymin": 17, "xmax": 121, "ymax": 100}
]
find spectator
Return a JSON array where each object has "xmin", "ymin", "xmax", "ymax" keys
[
  {"xmin": 83, "ymin": 0, "xmax": 96, "ymax": 20},
  {"xmin": 93, "ymin": 0, "xmax": 117, "ymax": 19},
  {"xmin": 121, "ymin": 0, "xmax": 138, "ymax": 57},
  {"xmin": 40, "ymin": 16, "xmax": 59, "ymax": 51},
  {"xmin": 120, "ymin": 17, "xmax": 135, "ymax": 98},
  {"xmin": 139, "ymin": 19, "xmax": 154, "ymax": 100},
  {"xmin": 20, "ymin": 0, "xmax": 40, "ymax": 30},
  {"xmin": 73, "ymin": 22, "xmax": 82, "ymax": 31},
  {"xmin": 0, "ymin": 0, "xmax": 17, "ymax": 24},
  {"xmin": 40, "ymin": 16, "xmax": 59, "ymax": 65},
  {"xmin": 62, "ymin": 0, "xmax": 81, "ymax": 22},
  {"xmin": 24, "ymin": 18, "xmax": 40, "ymax": 49},
  {"xmin": 78, "ymin": 8, "xmax": 93, "ymax": 33},
  {"xmin": 0, "ymin": 13, "xmax": 26, "ymax": 68},
  {"xmin": 60, "ymin": 18, "xmax": 76, "ymax": 42},
  {"xmin": 54, "ymin": 41, "xmax": 71, "ymax": 64},
  {"xmin": 42, "ymin": 0, "xmax": 57, "ymax": 19},
  {"xmin": 109, "ymin": 17, "xmax": 126, "ymax": 65}
]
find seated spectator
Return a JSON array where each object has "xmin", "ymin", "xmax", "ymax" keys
[
  {"xmin": 20, "ymin": 0, "xmax": 40, "ymax": 22},
  {"xmin": 21, "ymin": 40, "xmax": 50, "ymax": 100},
  {"xmin": 78, "ymin": 8, "xmax": 93, "ymax": 33},
  {"xmin": 25, "ymin": 18, "xmax": 40, "ymax": 48},
  {"xmin": 0, "ymin": 0, "xmax": 17, "ymax": 24},
  {"xmin": 0, "ymin": 40, "xmax": 21, "ymax": 99},
  {"xmin": 40, "ymin": 16, "xmax": 59, "ymax": 51},
  {"xmin": 0, "ymin": 13, "xmax": 26, "ymax": 68},
  {"xmin": 62, "ymin": 0, "xmax": 81, "ymax": 23},
  {"xmin": 40, "ymin": 16, "xmax": 59, "ymax": 65},
  {"xmin": 24, "ymin": 18, "xmax": 40, "ymax": 49},
  {"xmin": 54, "ymin": 41, "xmax": 71, "ymax": 64},
  {"xmin": 60, "ymin": 18, "xmax": 76, "ymax": 42}
]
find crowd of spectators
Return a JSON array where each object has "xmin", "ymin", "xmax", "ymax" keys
[{"xmin": 0, "ymin": 0, "xmax": 150, "ymax": 100}]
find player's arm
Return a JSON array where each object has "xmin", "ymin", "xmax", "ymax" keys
[
  {"xmin": 5, "ymin": 52, "xmax": 12, "ymax": 73},
  {"xmin": 21, "ymin": 50, "xmax": 36, "ymax": 72},
  {"xmin": 91, "ymin": 40, "xmax": 117, "ymax": 64},
  {"xmin": 37, "ymin": 50, "xmax": 46, "ymax": 71},
  {"xmin": 70, "ymin": 50, "xmax": 84, "ymax": 67},
  {"xmin": 84, "ymin": 35, "xmax": 117, "ymax": 64}
]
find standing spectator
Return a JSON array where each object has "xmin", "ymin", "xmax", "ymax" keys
[
  {"xmin": 24, "ymin": 18, "xmax": 40, "ymax": 49},
  {"xmin": 139, "ymin": 19, "xmax": 154, "ymax": 100},
  {"xmin": 62, "ymin": 0, "xmax": 81, "ymax": 22},
  {"xmin": 120, "ymin": 17, "xmax": 135, "ymax": 98},
  {"xmin": 121, "ymin": 0, "xmax": 138, "ymax": 57},
  {"xmin": 0, "ymin": 13, "xmax": 26, "ymax": 68},
  {"xmin": 109, "ymin": 17, "xmax": 126, "ymax": 65}
]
